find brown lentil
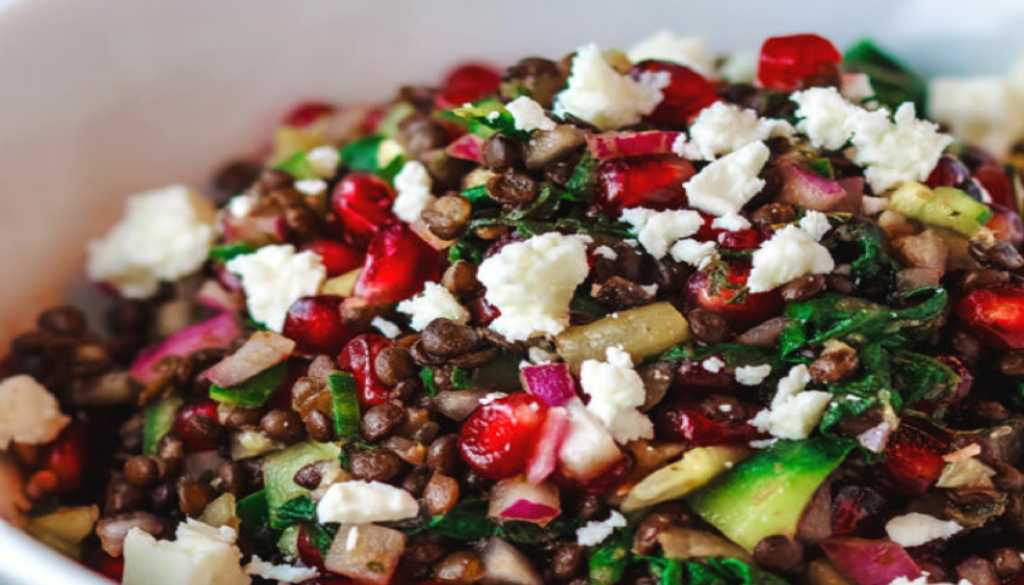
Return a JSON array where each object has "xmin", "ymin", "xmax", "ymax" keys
[
  {"xmin": 992, "ymin": 547, "xmax": 1024, "ymax": 578},
  {"xmin": 350, "ymin": 448, "xmax": 405, "ymax": 483},
  {"xmin": 292, "ymin": 462, "xmax": 323, "ymax": 490},
  {"xmin": 423, "ymin": 473, "xmax": 460, "ymax": 516},
  {"xmin": 751, "ymin": 202, "xmax": 796, "ymax": 228},
  {"xmin": 435, "ymin": 550, "xmax": 484, "ymax": 585},
  {"xmin": 951, "ymin": 329, "xmax": 985, "ymax": 365},
  {"xmin": 150, "ymin": 483, "xmax": 176, "ymax": 512},
  {"xmin": 105, "ymin": 478, "xmax": 146, "ymax": 515},
  {"xmin": 221, "ymin": 405, "xmax": 264, "ymax": 430},
  {"xmin": 421, "ymin": 319, "xmax": 478, "ymax": 358},
  {"xmin": 753, "ymin": 535, "xmax": 804, "ymax": 573},
  {"xmin": 426, "ymin": 434, "xmax": 460, "ymax": 476},
  {"xmin": 448, "ymin": 346, "xmax": 499, "ymax": 369},
  {"xmin": 956, "ymin": 557, "xmax": 999, "ymax": 585},
  {"xmin": 686, "ymin": 309, "xmax": 731, "ymax": 344},
  {"xmin": 638, "ymin": 362, "xmax": 674, "ymax": 412},
  {"xmin": 594, "ymin": 276, "xmax": 655, "ymax": 310},
  {"xmin": 410, "ymin": 337, "xmax": 448, "ymax": 366},
  {"xmin": 970, "ymin": 238, "xmax": 1024, "ymax": 271},
  {"xmin": 780, "ymin": 274, "xmax": 826, "ymax": 302},
  {"xmin": 260, "ymin": 409, "xmax": 306, "ymax": 444},
  {"xmin": 375, "ymin": 347, "xmax": 418, "ymax": 387},
  {"xmin": 734, "ymin": 316, "xmax": 788, "ymax": 347},
  {"xmin": 442, "ymin": 260, "xmax": 482, "ymax": 298},
  {"xmin": 423, "ymin": 194, "xmax": 473, "ymax": 240},
  {"xmin": 543, "ymin": 160, "xmax": 575, "ymax": 187},
  {"xmin": 398, "ymin": 113, "xmax": 449, "ymax": 158},
  {"xmin": 404, "ymin": 535, "xmax": 447, "ymax": 565},
  {"xmin": 304, "ymin": 409, "xmax": 335, "ymax": 443},
  {"xmin": 809, "ymin": 343, "xmax": 860, "ymax": 383},
  {"xmin": 547, "ymin": 542, "xmax": 583, "ymax": 582},
  {"xmin": 633, "ymin": 512, "xmax": 677, "ymax": 557},
  {"xmin": 184, "ymin": 410, "xmax": 226, "ymax": 446},
  {"xmin": 37, "ymin": 306, "xmax": 87, "ymax": 338},
  {"xmin": 361, "ymin": 403, "xmax": 407, "ymax": 441},
  {"xmin": 257, "ymin": 168, "xmax": 293, "ymax": 194},
  {"xmin": 216, "ymin": 461, "xmax": 247, "ymax": 495},
  {"xmin": 211, "ymin": 160, "xmax": 261, "ymax": 203},
  {"xmin": 502, "ymin": 57, "xmax": 566, "ymax": 108},
  {"xmin": 486, "ymin": 169, "xmax": 538, "ymax": 207},
  {"xmin": 124, "ymin": 456, "xmax": 159, "ymax": 488},
  {"xmin": 401, "ymin": 466, "xmax": 433, "ymax": 497},
  {"xmin": 480, "ymin": 135, "xmax": 524, "ymax": 172},
  {"xmin": 825, "ymin": 274, "xmax": 857, "ymax": 295}
]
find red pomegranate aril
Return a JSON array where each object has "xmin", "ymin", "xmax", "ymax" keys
[
  {"xmin": 353, "ymin": 222, "xmax": 442, "ymax": 305},
  {"xmin": 831, "ymin": 485, "xmax": 887, "ymax": 537},
  {"xmin": 925, "ymin": 155, "xmax": 972, "ymax": 190},
  {"xmin": 685, "ymin": 263, "xmax": 784, "ymax": 331},
  {"xmin": 435, "ymin": 63, "xmax": 501, "ymax": 110},
  {"xmin": 297, "ymin": 527, "xmax": 326, "ymax": 572},
  {"xmin": 674, "ymin": 360, "xmax": 739, "ymax": 395},
  {"xmin": 302, "ymin": 240, "xmax": 365, "ymax": 277},
  {"xmin": 716, "ymin": 229, "xmax": 762, "ymax": 250},
  {"xmin": 880, "ymin": 418, "xmax": 949, "ymax": 495},
  {"xmin": 331, "ymin": 173, "xmax": 397, "ymax": 246},
  {"xmin": 44, "ymin": 423, "xmax": 86, "ymax": 493},
  {"xmin": 757, "ymin": 34, "xmax": 842, "ymax": 91},
  {"xmin": 986, "ymin": 205, "xmax": 1024, "ymax": 246},
  {"xmin": 171, "ymin": 401, "xmax": 223, "ymax": 452},
  {"xmin": 973, "ymin": 165, "xmax": 1015, "ymax": 209},
  {"xmin": 630, "ymin": 60, "xmax": 719, "ymax": 125},
  {"xmin": 594, "ymin": 156, "xmax": 696, "ymax": 215},
  {"xmin": 553, "ymin": 453, "xmax": 632, "ymax": 494},
  {"xmin": 467, "ymin": 294, "xmax": 501, "ymax": 327},
  {"xmin": 655, "ymin": 399, "xmax": 763, "ymax": 446},
  {"xmin": 338, "ymin": 334, "xmax": 395, "ymax": 407},
  {"xmin": 458, "ymin": 393, "xmax": 549, "ymax": 480},
  {"xmin": 283, "ymin": 101, "xmax": 335, "ymax": 128},
  {"xmin": 84, "ymin": 548, "xmax": 125, "ymax": 582},
  {"xmin": 956, "ymin": 283, "xmax": 1024, "ymax": 350},
  {"xmin": 283, "ymin": 296, "xmax": 352, "ymax": 356}
]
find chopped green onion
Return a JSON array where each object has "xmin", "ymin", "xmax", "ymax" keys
[
  {"xmin": 328, "ymin": 372, "xmax": 361, "ymax": 439},
  {"xmin": 209, "ymin": 364, "xmax": 287, "ymax": 408}
]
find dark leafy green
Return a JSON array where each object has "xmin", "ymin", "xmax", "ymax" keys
[
  {"xmin": 891, "ymin": 349, "xmax": 962, "ymax": 405},
  {"xmin": 824, "ymin": 222, "xmax": 900, "ymax": 296},
  {"xmin": 420, "ymin": 499, "xmax": 495, "ymax": 541},
  {"xmin": 683, "ymin": 557, "xmax": 791, "ymax": 585},
  {"xmin": 208, "ymin": 242, "xmax": 256, "ymax": 263},
  {"xmin": 589, "ymin": 526, "xmax": 634, "ymax": 585},
  {"xmin": 445, "ymin": 100, "xmax": 532, "ymax": 140},
  {"xmin": 275, "ymin": 495, "xmax": 317, "ymax": 525},
  {"xmin": 819, "ymin": 343, "xmax": 894, "ymax": 431},
  {"xmin": 236, "ymin": 490, "xmax": 269, "ymax": 530},
  {"xmin": 340, "ymin": 135, "xmax": 385, "ymax": 172},
  {"xmin": 327, "ymin": 372, "xmax": 361, "ymax": 439},
  {"xmin": 420, "ymin": 366, "xmax": 438, "ymax": 397},
  {"xmin": 660, "ymin": 343, "xmax": 781, "ymax": 370},
  {"xmin": 808, "ymin": 158, "xmax": 835, "ymax": 180},
  {"xmin": 303, "ymin": 522, "xmax": 338, "ymax": 556},
  {"xmin": 450, "ymin": 366, "xmax": 473, "ymax": 390},
  {"xmin": 564, "ymin": 154, "xmax": 599, "ymax": 202},
  {"xmin": 209, "ymin": 363, "xmax": 287, "ymax": 408},
  {"xmin": 844, "ymin": 39, "xmax": 927, "ymax": 112}
]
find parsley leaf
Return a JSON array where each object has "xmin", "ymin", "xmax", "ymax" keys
[
  {"xmin": 208, "ymin": 242, "xmax": 256, "ymax": 263},
  {"xmin": 275, "ymin": 496, "xmax": 317, "ymax": 526}
]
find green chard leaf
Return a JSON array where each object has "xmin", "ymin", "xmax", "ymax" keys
[
  {"xmin": 447, "ymin": 99, "xmax": 532, "ymax": 140},
  {"xmin": 824, "ymin": 222, "xmax": 900, "ymax": 297},
  {"xmin": 564, "ymin": 154, "xmax": 600, "ymax": 202},
  {"xmin": 209, "ymin": 242, "xmax": 257, "ymax": 263},
  {"xmin": 448, "ymin": 237, "xmax": 486, "ymax": 264},
  {"xmin": 843, "ymin": 38, "xmax": 927, "ymax": 112},
  {"xmin": 589, "ymin": 526, "xmax": 634, "ymax": 585},
  {"xmin": 819, "ymin": 342, "xmax": 894, "ymax": 431},
  {"xmin": 340, "ymin": 135, "xmax": 385, "ymax": 172},
  {"xmin": 236, "ymin": 490, "xmax": 269, "ymax": 530},
  {"xmin": 209, "ymin": 363, "xmax": 287, "ymax": 408},
  {"xmin": 450, "ymin": 366, "xmax": 473, "ymax": 390},
  {"xmin": 327, "ymin": 372, "xmax": 361, "ymax": 439},
  {"xmin": 425, "ymin": 499, "xmax": 497, "ymax": 541},
  {"xmin": 461, "ymin": 184, "xmax": 491, "ymax": 206},
  {"xmin": 683, "ymin": 557, "xmax": 791, "ymax": 585},
  {"xmin": 275, "ymin": 495, "xmax": 317, "ymax": 526},
  {"xmin": 890, "ymin": 349, "xmax": 962, "ymax": 406}
]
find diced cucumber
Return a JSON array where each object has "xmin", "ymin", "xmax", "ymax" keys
[
  {"xmin": 210, "ymin": 364, "xmax": 286, "ymax": 408},
  {"xmin": 888, "ymin": 182, "xmax": 992, "ymax": 236},
  {"xmin": 274, "ymin": 150, "xmax": 319, "ymax": 180},
  {"xmin": 24, "ymin": 505, "xmax": 99, "ymax": 559},
  {"xmin": 278, "ymin": 525, "xmax": 301, "ymax": 559},
  {"xmin": 142, "ymin": 397, "xmax": 183, "ymax": 456},
  {"xmin": 687, "ymin": 439, "xmax": 852, "ymax": 552},
  {"xmin": 263, "ymin": 441, "xmax": 341, "ymax": 529}
]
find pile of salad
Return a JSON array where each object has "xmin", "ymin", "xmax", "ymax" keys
[{"xmin": 3, "ymin": 31, "xmax": 1024, "ymax": 585}]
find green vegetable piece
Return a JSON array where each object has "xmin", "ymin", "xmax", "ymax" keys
[
  {"xmin": 236, "ymin": 490, "xmax": 269, "ymax": 530},
  {"xmin": 328, "ymin": 372, "xmax": 361, "ymax": 438},
  {"xmin": 687, "ymin": 438, "xmax": 853, "ymax": 552},
  {"xmin": 303, "ymin": 521, "xmax": 338, "ymax": 556},
  {"xmin": 340, "ymin": 135, "xmax": 385, "ymax": 172},
  {"xmin": 461, "ymin": 185, "xmax": 491, "ymax": 205},
  {"xmin": 448, "ymin": 99, "xmax": 531, "ymax": 140},
  {"xmin": 589, "ymin": 527, "xmax": 634, "ymax": 585},
  {"xmin": 843, "ymin": 38, "xmax": 927, "ymax": 112},
  {"xmin": 888, "ymin": 182, "xmax": 993, "ymax": 236},
  {"xmin": 274, "ymin": 495, "xmax": 317, "ymax": 526},
  {"xmin": 808, "ymin": 158, "xmax": 835, "ymax": 180},
  {"xmin": 377, "ymin": 102, "xmax": 416, "ymax": 138},
  {"xmin": 209, "ymin": 363, "xmax": 287, "ymax": 408},
  {"xmin": 277, "ymin": 525, "xmax": 301, "ymax": 559},
  {"xmin": 643, "ymin": 556, "xmax": 684, "ymax": 585},
  {"xmin": 377, "ymin": 151, "xmax": 405, "ymax": 183},
  {"xmin": 450, "ymin": 366, "xmax": 472, "ymax": 390},
  {"xmin": 420, "ymin": 367, "xmax": 438, "ymax": 397},
  {"xmin": 824, "ymin": 222, "xmax": 899, "ymax": 295},
  {"xmin": 565, "ymin": 154, "xmax": 599, "ymax": 202},
  {"xmin": 24, "ymin": 506, "xmax": 98, "ymax": 559},
  {"xmin": 683, "ymin": 557, "xmax": 791, "ymax": 585},
  {"xmin": 142, "ymin": 397, "xmax": 183, "ymax": 457},
  {"xmin": 426, "ymin": 499, "xmax": 497, "ymax": 541},
  {"xmin": 263, "ymin": 441, "xmax": 341, "ymax": 529},
  {"xmin": 818, "ymin": 343, "xmax": 894, "ymax": 431},
  {"xmin": 274, "ymin": 151, "xmax": 318, "ymax": 180},
  {"xmin": 208, "ymin": 242, "xmax": 256, "ymax": 263}
]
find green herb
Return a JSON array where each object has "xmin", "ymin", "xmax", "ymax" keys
[
  {"xmin": 208, "ymin": 242, "xmax": 256, "ymax": 263},
  {"xmin": 420, "ymin": 367, "xmax": 438, "ymax": 397},
  {"xmin": 209, "ymin": 364, "xmax": 287, "ymax": 407},
  {"xmin": 819, "ymin": 342, "xmax": 894, "ymax": 431},
  {"xmin": 245, "ymin": 315, "xmax": 269, "ymax": 332},
  {"xmin": 570, "ymin": 294, "xmax": 608, "ymax": 319},
  {"xmin": 461, "ymin": 184, "xmax": 491, "ymax": 205},
  {"xmin": 589, "ymin": 526, "xmax": 634, "ymax": 585},
  {"xmin": 275, "ymin": 495, "xmax": 317, "ymax": 526},
  {"xmin": 450, "ymin": 367, "xmax": 472, "ymax": 390},
  {"xmin": 447, "ymin": 99, "xmax": 532, "ymax": 140},
  {"xmin": 327, "ymin": 372, "xmax": 361, "ymax": 439},
  {"xmin": 470, "ymin": 214, "xmax": 632, "ymax": 240},
  {"xmin": 689, "ymin": 343, "xmax": 781, "ymax": 369},
  {"xmin": 236, "ymin": 490, "xmax": 269, "ymax": 530},
  {"xmin": 423, "ymin": 499, "xmax": 496, "ymax": 541},
  {"xmin": 891, "ymin": 349, "xmax": 962, "ymax": 406},
  {"xmin": 844, "ymin": 38, "xmax": 927, "ymax": 112},
  {"xmin": 682, "ymin": 557, "xmax": 791, "ymax": 585},
  {"xmin": 808, "ymin": 158, "xmax": 835, "ymax": 180},
  {"xmin": 564, "ymin": 154, "xmax": 600, "ymax": 202},
  {"xmin": 448, "ymin": 237, "xmax": 486, "ymax": 264},
  {"xmin": 340, "ymin": 135, "xmax": 385, "ymax": 172},
  {"xmin": 377, "ymin": 151, "xmax": 406, "ymax": 183},
  {"xmin": 507, "ymin": 183, "xmax": 562, "ymax": 221},
  {"xmin": 500, "ymin": 515, "xmax": 579, "ymax": 545},
  {"xmin": 824, "ymin": 222, "xmax": 900, "ymax": 297},
  {"xmin": 641, "ymin": 556, "xmax": 684, "ymax": 585},
  {"xmin": 274, "ymin": 151, "xmax": 319, "ymax": 180},
  {"xmin": 303, "ymin": 522, "xmax": 338, "ymax": 556},
  {"xmin": 338, "ymin": 448, "xmax": 351, "ymax": 472}
]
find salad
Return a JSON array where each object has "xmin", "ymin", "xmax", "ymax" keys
[{"xmin": 1, "ymin": 30, "xmax": 1023, "ymax": 585}]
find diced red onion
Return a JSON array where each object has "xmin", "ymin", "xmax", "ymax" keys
[
  {"xmin": 130, "ymin": 312, "xmax": 242, "ymax": 384},
  {"xmin": 778, "ymin": 164, "xmax": 853, "ymax": 212},
  {"xmin": 820, "ymin": 538, "xmax": 922, "ymax": 585},
  {"xmin": 489, "ymin": 477, "xmax": 561, "ymax": 525},
  {"xmin": 526, "ymin": 406, "xmax": 569, "ymax": 485},
  {"xmin": 586, "ymin": 131, "xmax": 682, "ymax": 160},
  {"xmin": 96, "ymin": 512, "xmax": 164, "ymax": 556},
  {"xmin": 204, "ymin": 331, "xmax": 295, "ymax": 388},
  {"xmin": 480, "ymin": 536, "xmax": 544, "ymax": 585},
  {"xmin": 197, "ymin": 279, "xmax": 245, "ymax": 312},
  {"xmin": 521, "ymin": 363, "xmax": 576, "ymax": 407},
  {"xmin": 221, "ymin": 212, "xmax": 287, "ymax": 245},
  {"xmin": 445, "ymin": 133, "xmax": 484, "ymax": 163}
]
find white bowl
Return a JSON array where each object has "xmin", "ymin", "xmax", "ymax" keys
[{"xmin": 1, "ymin": 0, "xmax": 1023, "ymax": 582}]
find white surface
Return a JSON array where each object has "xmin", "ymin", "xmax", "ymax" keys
[{"xmin": 1, "ymin": 0, "xmax": 1024, "ymax": 583}]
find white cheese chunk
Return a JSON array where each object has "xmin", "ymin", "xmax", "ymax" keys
[
  {"xmin": 317, "ymin": 480, "xmax": 419, "ymax": 525},
  {"xmin": 929, "ymin": 76, "xmax": 1024, "ymax": 157},
  {"xmin": 371, "ymin": 317, "xmax": 402, "ymax": 339},
  {"xmin": 506, "ymin": 96, "xmax": 557, "ymax": 132},
  {"xmin": 669, "ymin": 238, "xmax": 718, "ymax": 269},
  {"xmin": 734, "ymin": 364, "xmax": 772, "ymax": 386},
  {"xmin": 841, "ymin": 73, "xmax": 876, "ymax": 103},
  {"xmin": 87, "ymin": 185, "xmax": 217, "ymax": 299},
  {"xmin": 888, "ymin": 576, "xmax": 970, "ymax": 585},
  {"xmin": 702, "ymin": 357, "xmax": 725, "ymax": 373},
  {"xmin": 748, "ymin": 226, "xmax": 834, "ymax": 293},
  {"xmin": 626, "ymin": 31, "xmax": 716, "ymax": 77},
  {"xmin": 122, "ymin": 520, "xmax": 250, "ymax": 585},
  {"xmin": 558, "ymin": 398, "xmax": 623, "ymax": 481},
  {"xmin": 227, "ymin": 194, "xmax": 257, "ymax": 218},
  {"xmin": 593, "ymin": 245, "xmax": 618, "ymax": 260},
  {"xmin": 580, "ymin": 347, "xmax": 654, "ymax": 444},
  {"xmin": 294, "ymin": 179, "xmax": 327, "ymax": 196},
  {"xmin": 227, "ymin": 244, "xmax": 326, "ymax": 332},
  {"xmin": 799, "ymin": 210, "xmax": 832, "ymax": 241},
  {"xmin": 0, "ymin": 375, "xmax": 70, "ymax": 449},
  {"xmin": 791, "ymin": 87, "xmax": 860, "ymax": 150},
  {"xmin": 749, "ymin": 365, "xmax": 831, "ymax": 440},
  {"xmin": 392, "ymin": 160, "xmax": 436, "ymax": 224},
  {"xmin": 246, "ymin": 556, "xmax": 318, "ymax": 584},
  {"xmin": 307, "ymin": 146, "xmax": 340, "ymax": 179},
  {"xmin": 554, "ymin": 43, "xmax": 668, "ymax": 131},
  {"xmin": 885, "ymin": 513, "xmax": 963, "ymax": 548},
  {"xmin": 683, "ymin": 141, "xmax": 770, "ymax": 216},
  {"xmin": 396, "ymin": 282, "xmax": 469, "ymax": 331},
  {"xmin": 620, "ymin": 208, "xmax": 704, "ymax": 259},
  {"xmin": 477, "ymin": 233, "xmax": 590, "ymax": 341},
  {"xmin": 675, "ymin": 102, "xmax": 793, "ymax": 161},
  {"xmin": 711, "ymin": 213, "xmax": 752, "ymax": 231},
  {"xmin": 576, "ymin": 511, "xmax": 628, "ymax": 546}
]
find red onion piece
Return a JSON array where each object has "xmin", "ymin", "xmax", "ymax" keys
[
  {"xmin": 96, "ymin": 512, "xmax": 164, "ymax": 556},
  {"xmin": 586, "ymin": 131, "xmax": 682, "ymax": 160},
  {"xmin": 778, "ymin": 164, "xmax": 854, "ymax": 211},
  {"xmin": 130, "ymin": 312, "xmax": 242, "ymax": 384},
  {"xmin": 489, "ymin": 477, "xmax": 561, "ymax": 526},
  {"xmin": 204, "ymin": 331, "xmax": 295, "ymax": 388},
  {"xmin": 821, "ymin": 537, "xmax": 923, "ymax": 585},
  {"xmin": 221, "ymin": 212, "xmax": 287, "ymax": 245},
  {"xmin": 526, "ymin": 406, "xmax": 569, "ymax": 485},
  {"xmin": 196, "ymin": 279, "xmax": 245, "ymax": 312},
  {"xmin": 520, "ymin": 363, "xmax": 576, "ymax": 407},
  {"xmin": 445, "ymin": 133, "xmax": 485, "ymax": 163}
]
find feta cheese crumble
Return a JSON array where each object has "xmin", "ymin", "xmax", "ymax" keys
[
  {"xmin": 247, "ymin": 556, "xmax": 318, "ymax": 584},
  {"xmin": 554, "ymin": 43, "xmax": 668, "ymax": 131},
  {"xmin": 122, "ymin": 520, "xmax": 249, "ymax": 585},
  {"xmin": 392, "ymin": 160, "xmax": 436, "ymax": 224},
  {"xmin": 317, "ymin": 480, "xmax": 419, "ymax": 525},
  {"xmin": 929, "ymin": 75, "xmax": 1024, "ymax": 157},
  {"xmin": 683, "ymin": 141, "xmax": 770, "ymax": 216},
  {"xmin": 620, "ymin": 207, "xmax": 704, "ymax": 259},
  {"xmin": 227, "ymin": 245, "xmax": 326, "ymax": 332},
  {"xmin": 580, "ymin": 347, "xmax": 654, "ymax": 444},
  {"xmin": 397, "ymin": 282, "xmax": 470, "ymax": 331},
  {"xmin": 734, "ymin": 364, "xmax": 772, "ymax": 386},
  {"xmin": 888, "ymin": 576, "xmax": 970, "ymax": 585},
  {"xmin": 626, "ymin": 31, "xmax": 716, "ymax": 77},
  {"xmin": 371, "ymin": 317, "xmax": 402, "ymax": 339},
  {"xmin": 505, "ymin": 96, "xmax": 557, "ymax": 132},
  {"xmin": 750, "ymin": 365, "xmax": 831, "ymax": 440},
  {"xmin": 227, "ymin": 194, "xmax": 257, "ymax": 218},
  {"xmin": 702, "ymin": 356, "xmax": 725, "ymax": 373},
  {"xmin": 87, "ymin": 185, "xmax": 218, "ymax": 299},
  {"xmin": 711, "ymin": 213, "xmax": 752, "ymax": 231},
  {"xmin": 294, "ymin": 178, "xmax": 327, "ymax": 196},
  {"xmin": 799, "ymin": 210, "xmax": 832, "ymax": 241},
  {"xmin": 307, "ymin": 145, "xmax": 340, "ymax": 179},
  {"xmin": 0, "ymin": 375, "xmax": 70, "ymax": 449},
  {"xmin": 674, "ymin": 102, "xmax": 793, "ymax": 161},
  {"xmin": 576, "ymin": 510, "xmax": 628, "ymax": 546},
  {"xmin": 885, "ymin": 513, "xmax": 963, "ymax": 548},
  {"xmin": 593, "ymin": 245, "xmax": 618, "ymax": 260},
  {"xmin": 747, "ymin": 225, "xmax": 834, "ymax": 293},
  {"xmin": 669, "ymin": 238, "xmax": 718, "ymax": 269},
  {"xmin": 477, "ymin": 232, "xmax": 590, "ymax": 341}
]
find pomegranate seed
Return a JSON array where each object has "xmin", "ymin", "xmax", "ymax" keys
[
  {"xmin": 673, "ymin": 360, "xmax": 740, "ymax": 394},
  {"xmin": 986, "ymin": 205, "xmax": 1024, "ymax": 246},
  {"xmin": 956, "ymin": 283, "xmax": 1024, "ymax": 350},
  {"xmin": 283, "ymin": 296, "xmax": 352, "ymax": 356},
  {"xmin": 353, "ymin": 222, "xmax": 442, "ymax": 305},
  {"xmin": 282, "ymin": 101, "xmax": 335, "ymax": 128},
  {"xmin": 973, "ymin": 165, "xmax": 1014, "ymax": 208},
  {"xmin": 338, "ymin": 334, "xmax": 395, "ymax": 407},
  {"xmin": 552, "ymin": 454, "xmax": 632, "ymax": 494},
  {"xmin": 434, "ymin": 63, "xmax": 501, "ymax": 110},
  {"xmin": 458, "ymin": 393, "xmax": 549, "ymax": 480},
  {"xmin": 360, "ymin": 106, "xmax": 386, "ymax": 135},
  {"xmin": 594, "ymin": 156, "xmax": 696, "ymax": 215},
  {"xmin": 171, "ymin": 400, "xmax": 223, "ymax": 452},
  {"xmin": 694, "ymin": 215, "xmax": 763, "ymax": 250},
  {"xmin": 467, "ymin": 294, "xmax": 501, "ymax": 327},
  {"xmin": 654, "ymin": 398, "xmax": 763, "ymax": 446},
  {"xmin": 301, "ymin": 240, "xmax": 365, "ymax": 277},
  {"xmin": 297, "ymin": 527, "xmax": 326, "ymax": 572},
  {"xmin": 331, "ymin": 173, "xmax": 397, "ymax": 247},
  {"xmin": 630, "ymin": 60, "xmax": 718, "ymax": 125},
  {"xmin": 925, "ymin": 155, "xmax": 971, "ymax": 189},
  {"xmin": 44, "ymin": 423, "xmax": 86, "ymax": 493},
  {"xmin": 83, "ymin": 548, "xmax": 125, "ymax": 582},
  {"xmin": 831, "ymin": 485, "xmax": 887, "ymax": 536},
  {"xmin": 879, "ymin": 418, "xmax": 948, "ymax": 495},
  {"xmin": 757, "ymin": 34, "xmax": 842, "ymax": 91},
  {"xmin": 685, "ymin": 262, "xmax": 784, "ymax": 331}
]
